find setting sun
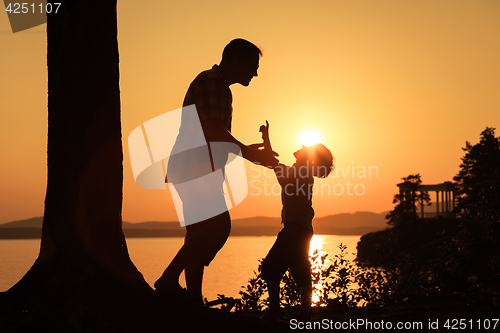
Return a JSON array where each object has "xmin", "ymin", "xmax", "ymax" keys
[{"xmin": 299, "ymin": 130, "xmax": 322, "ymax": 147}]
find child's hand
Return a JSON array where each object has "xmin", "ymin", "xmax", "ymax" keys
[
  {"xmin": 260, "ymin": 121, "xmax": 278, "ymax": 156},
  {"xmin": 259, "ymin": 121, "xmax": 269, "ymax": 139}
]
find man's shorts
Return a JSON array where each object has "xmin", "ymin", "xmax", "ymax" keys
[{"xmin": 184, "ymin": 211, "xmax": 231, "ymax": 266}]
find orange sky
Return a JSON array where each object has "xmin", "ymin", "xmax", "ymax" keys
[{"xmin": 1, "ymin": 0, "xmax": 499, "ymax": 224}]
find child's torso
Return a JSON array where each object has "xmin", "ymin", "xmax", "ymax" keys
[{"xmin": 276, "ymin": 165, "xmax": 315, "ymax": 231}]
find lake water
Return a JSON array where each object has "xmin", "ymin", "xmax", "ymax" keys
[{"xmin": 0, "ymin": 235, "xmax": 361, "ymax": 301}]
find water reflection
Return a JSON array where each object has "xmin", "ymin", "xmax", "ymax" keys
[
  {"xmin": 309, "ymin": 235, "xmax": 323, "ymax": 257},
  {"xmin": 309, "ymin": 235, "xmax": 326, "ymax": 305}
]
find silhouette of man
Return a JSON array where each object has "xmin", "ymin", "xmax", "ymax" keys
[{"xmin": 155, "ymin": 39, "xmax": 278, "ymax": 305}]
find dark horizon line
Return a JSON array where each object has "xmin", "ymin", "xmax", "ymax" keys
[{"xmin": 0, "ymin": 210, "xmax": 391, "ymax": 227}]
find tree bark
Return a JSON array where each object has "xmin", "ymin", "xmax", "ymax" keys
[
  {"xmin": 40, "ymin": 0, "xmax": 141, "ymax": 286},
  {"xmin": 1, "ymin": 1, "xmax": 155, "ymax": 331}
]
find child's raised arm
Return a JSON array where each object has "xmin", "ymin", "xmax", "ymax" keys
[
  {"xmin": 247, "ymin": 121, "xmax": 279, "ymax": 155},
  {"xmin": 259, "ymin": 121, "xmax": 279, "ymax": 158}
]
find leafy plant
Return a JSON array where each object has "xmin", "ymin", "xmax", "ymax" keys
[
  {"xmin": 234, "ymin": 243, "xmax": 395, "ymax": 311},
  {"xmin": 234, "ymin": 259, "xmax": 269, "ymax": 311}
]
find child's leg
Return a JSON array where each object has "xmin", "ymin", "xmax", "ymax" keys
[
  {"xmin": 298, "ymin": 281, "xmax": 312, "ymax": 314},
  {"xmin": 261, "ymin": 231, "xmax": 289, "ymax": 312},
  {"xmin": 265, "ymin": 274, "xmax": 282, "ymax": 311},
  {"xmin": 262, "ymin": 257, "xmax": 288, "ymax": 312},
  {"xmin": 291, "ymin": 261, "xmax": 312, "ymax": 316},
  {"xmin": 289, "ymin": 231, "xmax": 313, "ymax": 316}
]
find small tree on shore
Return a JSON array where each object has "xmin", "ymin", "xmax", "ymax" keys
[{"xmin": 386, "ymin": 174, "xmax": 430, "ymax": 227}]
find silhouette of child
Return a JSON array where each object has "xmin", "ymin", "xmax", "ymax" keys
[{"xmin": 261, "ymin": 141, "xmax": 334, "ymax": 321}]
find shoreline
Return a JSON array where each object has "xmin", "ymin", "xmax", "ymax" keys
[{"xmin": 0, "ymin": 228, "xmax": 371, "ymax": 239}]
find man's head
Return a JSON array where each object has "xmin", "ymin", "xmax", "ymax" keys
[
  {"xmin": 219, "ymin": 39, "xmax": 262, "ymax": 86},
  {"xmin": 294, "ymin": 144, "xmax": 334, "ymax": 178}
]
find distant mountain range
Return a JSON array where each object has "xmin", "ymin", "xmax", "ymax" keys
[{"xmin": 0, "ymin": 211, "xmax": 390, "ymax": 239}]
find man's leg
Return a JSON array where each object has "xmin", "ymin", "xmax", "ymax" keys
[
  {"xmin": 155, "ymin": 219, "xmax": 211, "ymax": 291},
  {"xmin": 154, "ymin": 242, "xmax": 194, "ymax": 291},
  {"xmin": 156, "ymin": 212, "xmax": 230, "ymax": 296},
  {"xmin": 182, "ymin": 211, "xmax": 230, "ymax": 303},
  {"xmin": 155, "ymin": 181, "xmax": 201, "ymax": 291},
  {"xmin": 185, "ymin": 262, "xmax": 205, "ymax": 305}
]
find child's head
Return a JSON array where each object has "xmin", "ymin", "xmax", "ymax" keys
[{"xmin": 293, "ymin": 143, "xmax": 334, "ymax": 178}]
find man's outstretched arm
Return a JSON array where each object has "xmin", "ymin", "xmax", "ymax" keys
[{"xmin": 202, "ymin": 118, "xmax": 279, "ymax": 168}]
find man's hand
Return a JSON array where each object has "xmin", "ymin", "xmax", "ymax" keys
[
  {"xmin": 247, "ymin": 143, "xmax": 265, "ymax": 150},
  {"xmin": 245, "ymin": 146, "xmax": 279, "ymax": 168},
  {"xmin": 202, "ymin": 118, "xmax": 278, "ymax": 167},
  {"xmin": 247, "ymin": 142, "xmax": 279, "ymax": 156}
]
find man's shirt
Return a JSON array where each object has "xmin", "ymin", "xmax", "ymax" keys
[
  {"xmin": 183, "ymin": 64, "xmax": 233, "ymax": 132},
  {"xmin": 167, "ymin": 65, "xmax": 232, "ymax": 184}
]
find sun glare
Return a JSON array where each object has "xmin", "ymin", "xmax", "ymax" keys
[
  {"xmin": 309, "ymin": 235, "xmax": 325, "ymax": 306},
  {"xmin": 299, "ymin": 130, "xmax": 322, "ymax": 147},
  {"xmin": 309, "ymin": 235, "xmax": 323, "ymax": 257}
]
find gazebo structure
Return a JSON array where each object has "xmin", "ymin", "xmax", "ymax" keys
[{"xmin": 397, "ymin": 181, "xmax": 456, "ymax": 218}]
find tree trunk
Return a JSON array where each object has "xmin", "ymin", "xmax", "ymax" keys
[
  {"xmin": 41, "ymin": 0, "xmax": 143, "ymax": 287},
  {"xmin": 0, "ymin": 1, "xmax": 155, "ymax": 331}
]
